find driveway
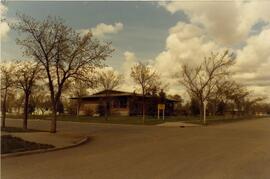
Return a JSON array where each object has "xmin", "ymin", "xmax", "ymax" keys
[{"xmin": 2, "ymin": 118, "xmax": 270, "ymax": 179}]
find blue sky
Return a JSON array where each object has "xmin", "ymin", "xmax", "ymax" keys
[{"xmin": 2, "ymin": 1, "xmax": 187, "ymax": 69}]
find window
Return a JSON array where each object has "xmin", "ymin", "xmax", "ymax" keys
[
  {"xmin": 112, "ymin": 99, "xmax": 120, "ymax": 108},
  {"xmin": 112, "ymin": 97, "xmax": 127, "ymax": 108},
  {"xmin": 119, "ymin": 98, "xmax": 127, "ymax": 108}
]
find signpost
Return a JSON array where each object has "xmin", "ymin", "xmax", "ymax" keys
[{"xmin": 158, "ymin": 104, "xmax": 165, "ymax": 120}]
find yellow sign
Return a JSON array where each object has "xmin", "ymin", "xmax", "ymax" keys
[
  {"xmin": 158, "ymin": 104, "xmax": 165, "ymax": 120},
  {"xmin": 158, "ymin": 104, "xmax": 165, "ymax": 110}
]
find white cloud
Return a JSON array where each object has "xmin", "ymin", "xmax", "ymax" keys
[
  {"xmin": 151, "ymin": 1, "xmax": 270, "ymax": 100},
  {"xmin": 233, "ymin": 28, "xmax": 270, "ymax": 73},
  {"xmin": 153, "ymin": 22, "xmax": 221, "ymax": 96},
  {"xmin": 79, "ymin": 22, "xmax": 123, "ymax": 37},
  {"xmin": 117, "ymin": 20, "xmax": 270, "ymax": 100},
  {"xmin": 160, "ymin": 1, "xmax": 270, "ymax": 45},
  {"xmin": 123, "ymin": 51, "xmax": 136, "ymax": 61},
  {"xmin": 133, "ymin": 18, "xmax": 269, "ymax": 100},
  {"xmin": 119, "ymin": 51, "xmax": 138, "ymax": 92},
  {"xmin": 0, "ymin": 3, "xmax": 10, "ymax": 40},
  {"xmin": 232, "ymin": 28, "xmax": 270, "ymax": 99},
  {"xmin": 94, "ymin": 51, "xmax": 139, "ymax": 93},
  {"xmin": 73, "ymin": 2, "xmax": 270, "ymax": 100}
]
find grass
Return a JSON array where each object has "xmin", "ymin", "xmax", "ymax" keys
[
  {"xmin": 1, "ymin": 126, "xmax": 47, "ymax": 133},
  {"xmin": 6, "ymin": 113, "xmax": 267, "ymax": 126},
  {"xmin": 184, "ymin": 115, "xmax": 266, "ymax": 125},
  {"xmin": 1, "ymin": 135, "xmax": 54, "ymax": 154},
  {"xmin": 7, "ymin": 114, "xmax": 182, "ymax": 125}
]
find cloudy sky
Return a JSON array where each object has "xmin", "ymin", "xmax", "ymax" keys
[{"xmin": 1, "ymin": 1, "xmax": 270, "ymax": 101}]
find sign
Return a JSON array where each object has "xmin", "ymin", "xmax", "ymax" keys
[
  {"xmin": 157, "ymin": 104, "xmax": 165, "ymax": 120},
  {"xmin": 158, "ymin": 104, "xmax": 165, "ymax": 110}
]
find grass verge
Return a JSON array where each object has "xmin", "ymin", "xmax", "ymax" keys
[
  {"xmin": 1, "ymin": 127, "xmax": 47, "ymax": 133},
  {"xmin": 1, "ymin": 135, "xmax": 54, "ymax": 154},
  {"xmin": 6, "ymin": 114, "xmax": 268, "ymax": 126}
]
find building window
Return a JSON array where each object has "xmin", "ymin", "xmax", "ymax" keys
[
  {"xmin": 113, "ymin": 99, "xmax": 120, "ymax": 108},
  {"xmin": 119, "ymin": 98, "xmax": 127, "ymax": 108},
  {"xmin": 112, "ymin": 97, "xmax": 127, "ymax": 108}
]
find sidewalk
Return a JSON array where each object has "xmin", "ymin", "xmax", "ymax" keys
[{"xmin": 156, "ymin": 121, "xmax": 201, "ymax": 127}]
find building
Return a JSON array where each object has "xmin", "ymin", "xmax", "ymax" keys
[{"xmin": 71, "ymin": 90, "xmax": 178, "ymax": 116}]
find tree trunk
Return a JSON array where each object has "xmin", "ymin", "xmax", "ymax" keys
[
  {"xmin": 142, "ymin": 96, "xmax": 145, "ymax": 124},
  {"xmin": 50, "ymin": 102, "xmax": 57, "ymax": 133},
  {"xmin": 23, "ymin": 93, "xmax": 30, "ymax": 130},
  {"xmin": 213, "ymin": 100, "xmax": 217, "ymax": 116},
  {"xmin": 51, "ymin": 110, "xmax": 57, "ymax": 133},
  {"xmin": 1, "ymin": 89, "xmax": 7, "ymax": 128},
  {"xmin": 199, "ymin": 100, "xmax": 204, "ymax": 122},
  {"xmin": 1, "ymin": 107, "xmax": 6, "ymax": 128},
  {"xmin": 105, "ymin": 101, "xmax": 109, "ymax": 120},
  {"xmin": 76, "ymin": 98, "xmax": 81, "ymax": 116},
  {"xmin": 105, "ymin": 96, "xmax": 109, "ymax": 121},
  {"xmin": 104, "ymin": 93, "xmax": 110, "ymax": 121},
  {"xmin": 50, "ymin": 89, "xmax": 62, "ymax": 133}
]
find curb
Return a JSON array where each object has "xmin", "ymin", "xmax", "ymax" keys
[{"xmin": 1, "ymin": 136, "xmax": 89, "ymax": 158}]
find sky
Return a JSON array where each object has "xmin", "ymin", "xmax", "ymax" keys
[{"xmin": 1, "ymin": 1, "xmax": 270, "ymax": 101}]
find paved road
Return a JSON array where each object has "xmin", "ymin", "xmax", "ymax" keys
[{"xmin": 2, "ymin": 118, "xmax": 270, "ymax": 179}]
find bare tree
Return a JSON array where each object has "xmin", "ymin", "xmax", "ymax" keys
[
  {"xmin": 208, "ymin": 78, "xmax": 236, "ymax": 115},
  {"xmin": 14, "ymin": 14, "xmax": 113, "ymax": 133},
  {"xmin": 15, "ymin": 60, "xmax": 42, "ymax": 129},
  {"xmin": 130, "ymin": 62, "xmax": 159, "ymax": 122},
  {"xmin": 10, "ymin": 92, "xmax": 24, "ymax": 114},
  {"xmin": 31, "ymin": 90, "xmax": 51, "ymax": 116},
  {"xmin": 252, "ymin": 102, "xmax": 270, "ymax": 115},
  {"xmin": 225, "ymin": 83, "xmax": 266, "ymax": 115},
  {"xmin": 1, "ymin": 62, "xmax": 16, "ymax": 128},
  {"xmin": 97, "ymin": 69, "xmax": 122, "ymax": 120},
  {"xmin": 226, "ymin": 83, "xmax": 250, "ymax": 114},
  {"xmin": 68, "ymin": 79, "xmax": 91, "ymax": 116},
  {"xmin": 180, "ymin": 50, "xmax": 235, "ymax": 121},
  {"xmin": 244, "ymin": 97, "xmax": 265, "ymax": 115}
]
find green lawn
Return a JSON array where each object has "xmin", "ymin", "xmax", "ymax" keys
[
  {"xmin": 1, "ymin": 126, "xmax": 47, "ymax": 133},
  {"xmin": 6, "ymin": 113, "xmax": 266, "ymax": 125},
  {"xmin": 7, "ymin": 114, "xmax": 187, "ymax": 125}
]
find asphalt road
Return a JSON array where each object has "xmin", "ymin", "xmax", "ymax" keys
[{"xmin": 2, "ymin": 118, "xmax": 270, "ymax": 179}]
